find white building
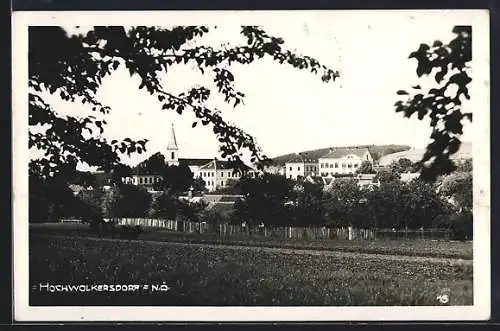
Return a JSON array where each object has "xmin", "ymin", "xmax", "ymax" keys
[
  {"xmin": 262, "ymin": 164, "xmax": 286, "ymax": 176},
  {"xmin": 196, "ymin": 159, "xmax": 256, "ymax": 192},
  {"xmin": 285, "ymin": 156, "xmax": 319, "ymax": 180},
  {"xmin": 122, "ymin": 174, "xmax": 162, "ymax": 189},
  {"xmin": 318, "ymin": 147, "xmax": 373, "ymax": 177}
]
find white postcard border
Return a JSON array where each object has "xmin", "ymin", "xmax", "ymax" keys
[{"xmin": 12, "ymin": 10, "xmax": 491, "ymax": 322}]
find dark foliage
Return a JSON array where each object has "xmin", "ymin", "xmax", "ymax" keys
[
  {"xmin": 29, "ymin": 26, "xmax": 339, "ymax": 180},
  {"xmin": 395, "ymin": 26, "xmax": 472, "ymax": 181}
]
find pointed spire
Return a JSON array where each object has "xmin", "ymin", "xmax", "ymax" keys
[{"xmin": 167, "ymin": 123, "xmax": 178, "ymax": 150}]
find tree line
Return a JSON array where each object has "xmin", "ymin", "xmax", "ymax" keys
[{"xmin": 29, "ymin": 157, "xmax": 473, "ymax": 240}]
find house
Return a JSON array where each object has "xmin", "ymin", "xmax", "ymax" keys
[
  {"xmin": 284, "ymin": 153, "xmax": 319, "ymax": 180},
  {"xmin": 262, "ymin": 164, "xmax": 286, "ymax": 176},
  {"xmin": 318, "ymin": 147, "xmax": 373, "ymax": 177},
  {"xmin": 122, "ymin": 174, "xmax": 162, "ymax": 190},
  {"xmin": 196, "ymin": 159, "xmax": 256, "ymax": 192}
]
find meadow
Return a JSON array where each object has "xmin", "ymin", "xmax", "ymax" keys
[
  {"xmin": 29, "ymin": 234, "xmax": 473, "ymax": 306},
  {"xmin": 30, "ymin": 223, "xmax": 473, "ymax": 259}
]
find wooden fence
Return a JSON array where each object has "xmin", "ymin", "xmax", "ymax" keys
[
  {"xmin": 102, "ymin": 218, "xmax": 452, "ymax": 241},
  {"xmin": 103, "ymin": 218, "xmax": 386, "ymax": 240}
]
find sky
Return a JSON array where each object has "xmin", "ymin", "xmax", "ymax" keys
[{"xmin": 31, "ymin": 10, "xmax": 484, "ymax": 170}]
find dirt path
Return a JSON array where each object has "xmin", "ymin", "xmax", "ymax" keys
[{"xmin": 32, "ymin": 234, "xmax": 472, "ymax": 266}]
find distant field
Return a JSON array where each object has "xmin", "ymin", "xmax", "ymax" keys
[
  {"xmin": 30, "ymin": 223, "xmax": 473, "ymax": 260},
  {"xmin": 30, "ymin": 235, "xmax": 472, "ymax": 306}
]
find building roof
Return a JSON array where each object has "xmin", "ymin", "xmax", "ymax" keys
[
  {"xmin": 130, "ymin": 173, "xmax": 161, "ymax": 177},
  {"xmin": 320, "ymin": 147, "xmax": 370, "ymax": 159},
  {"xmin": 179, "ymin": 158, "xmax": 214, "ymax": 167},
  {"xmin": 166, "ymin": 124, "xmax": 178, "ymax": 150},
  {"xmin": 285, "ymin": 153, "xmax": 319, "ymax": 163},
  {"xmin": 199, "ymin": 160, "xmax": 253, "ymax": 171}
]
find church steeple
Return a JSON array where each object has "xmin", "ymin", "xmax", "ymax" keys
[
  {"xmin": 166, "ymin": 123, "xmax": 179, "ymax": 166},
  {"xmin": 167, "ymin": 123, "xmax": 178, "ymax": 150}
]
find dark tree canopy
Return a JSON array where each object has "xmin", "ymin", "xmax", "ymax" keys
[
  {"xmin": 29, "ymin": 26, "xmax": 339, "ymax": 179},
  {"xmin": 389, "ymin": 158, "xmax": 414, "ymax": 174},
  {"xmin": 395, "ymin": 26, "xmax": 472, "ymax": 181},
  {"xmin": 233, "ymin": 173, "xmax": 296, "ymax": 227},
  {"xmin": 101, "ymin": 184, "xmax": 152, "ymax": 218},
  {"xmin": 356, "ymin": 160, "xmax": 375, "ymax": 174}
]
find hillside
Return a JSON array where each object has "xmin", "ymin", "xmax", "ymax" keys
[
  {"xmin": 378, "ymin": 142, "xmax": 472, "ymax": 166},
  {"xmin": 270, "ymin": 145, "xmax": 411, "ymax": 165}
]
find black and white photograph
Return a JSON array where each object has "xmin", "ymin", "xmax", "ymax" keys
[{"xmin": 12, "ymin": 10, "xmax": 490, "ymax": 321}]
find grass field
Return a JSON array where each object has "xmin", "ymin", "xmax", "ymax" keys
[
  {"xmin": 29, "ymin": 223, "xmax": 473, "ymax": 260},
  {"xmin": 29, "ymin": 234, "xmax": 473, "ymax": 306}
]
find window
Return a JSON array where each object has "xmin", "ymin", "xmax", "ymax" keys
[
  {"xmin": 298, "ymin": 167, "xmax": 301, "ymax": 171},
  {"xmin": 221, "ymin": 172, "xmax": 224, "ymax": 177},
  {"xmin": 289, "ymin": 175, "xmax": 292, "ymax": 179},
  {"xmin": 320, "ymin": 163, "xmax": 323, "ymax": 168},
  {"xmin": 354, "ymin": 164, "xmax": 358, "ymax": 168},
  {"xmin": 221, "ymin": 181, "xmax": 224, "ymax": 186},
  {"xmin": 335, "ymin": 163, "xmax": 338, "ymax": 168},
  {"xmin": 348, "ymin": 164, "xmax": 352, "ymax": 168},
  {"xmin": 171, "ymin": 152, "xmax": 175, "ymax": 160},
  {"xmin": 289, "ymin": 167, "xmax": 292, "ymax": 171},
  {"xmin": 139, "ymin": 177, "xmax": 143, "ymax": 184},
  {"xmin": 330, "ymin": 164, "xmax": 333, "ymax": 168}
]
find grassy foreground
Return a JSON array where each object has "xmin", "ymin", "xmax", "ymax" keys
[
  {"xmin": 29, "ymin": 235, "xmax": 473, "ymax": 306},
  {"xmin": 30, "ymin": 223, "xmax": 473, "ymax": 260}
]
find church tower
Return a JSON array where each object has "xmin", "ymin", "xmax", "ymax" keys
[{"xmin": 166, "ymin": 123, "xmax": 179, "ymax": 166}]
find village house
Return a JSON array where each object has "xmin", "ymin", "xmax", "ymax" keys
[
  {"xmin": 196, "ymin": 159, "xmax": 256, "ymax": 192},
  {"xmin": 122, "ymin": 174, "xmax": 162, "ymax": 190},
  {"xmin": 284, "ymin": 154, "xmax": 319, "ymax": 180},
  {"xmin": 318, "ymin": 147, "xmax": 373, "ymax": 177}
]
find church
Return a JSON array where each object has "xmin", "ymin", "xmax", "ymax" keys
[{"xmin": 122, "ymin": 124, "xmax": 257, "ymax": 192}]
